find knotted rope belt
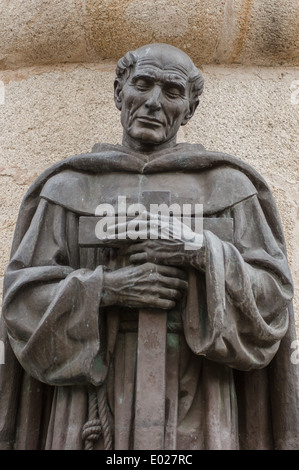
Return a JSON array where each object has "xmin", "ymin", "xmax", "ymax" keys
[{"xmin": 82, "ymin": 384, "xmax": 113, "ymax": 450}]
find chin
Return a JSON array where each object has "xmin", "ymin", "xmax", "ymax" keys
[{"xmin": 131, "ymin": 130, "xmax": 165, "ymax": 145}]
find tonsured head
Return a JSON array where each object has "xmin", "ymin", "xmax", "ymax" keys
[{"xmin": 114, "ymin": 43, "xmax": 204, "ymax": 151}]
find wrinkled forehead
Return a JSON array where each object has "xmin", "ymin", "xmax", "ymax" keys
[
  {"xmin": 132, "ymin": 57, "xmax": 191, "ymax": 88},
  {"xmin": 134, "ymin": 45, "xmax": 194, "ymax": 73}
]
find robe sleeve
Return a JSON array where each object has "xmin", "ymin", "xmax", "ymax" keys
[
  {"xmin": 2, "ymin": 198, "xmax": 107, "ymax": 386},
  {"xmin": 183, "ymin": 194, "xmax": 294, "ymax": 371}
]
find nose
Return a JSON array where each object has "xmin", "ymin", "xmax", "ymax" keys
[{"xmin": 145, "ymin": 86, "xmax": 162, "ymax": 111}]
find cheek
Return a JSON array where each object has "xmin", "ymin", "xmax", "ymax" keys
[
  {"xmin": 121, "ymin": 94, "xmax": 138, "ymax": 124},
  {"xmin": 165, "ymin": 102, "xmax": 189, "ymax": 124},
  {"xmin": 122, "ymin": 89, "xmax": 144, "ymax": 113}
]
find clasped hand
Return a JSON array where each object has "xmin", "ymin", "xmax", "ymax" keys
[{"xmin": 101, "ymin": 213, "xmax": 206, "ymax": 309}]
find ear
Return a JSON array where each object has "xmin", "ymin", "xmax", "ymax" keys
[
  {"xmin": 181, "ymin": 97, "xmax": 199, "ymax": 126},
  {"xmin": 114, "ymin": 79, "xmax": 123, "ymax": 111}
]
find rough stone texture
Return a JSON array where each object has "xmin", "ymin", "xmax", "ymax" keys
[
  {"xmin": 0, "ymin": 0, "xmax": 298, "ymax": 70},
  {"xmin": 0, "ymin": 62, "xmax": 298, "ymax": 334}
]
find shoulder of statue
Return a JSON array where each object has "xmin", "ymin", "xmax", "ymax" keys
[
  {"xmin": 199, "ymin": 165, "xmax": 257, "ymax": 214},
  {"xmin": 184, "ymin": 145, "xmax": 265, "ymax": 200},
  {"xmin": 213, "ymin": 166, "xmax": 257, "ymax": 195},
  {"xmin": 36, "ymin": 143, "xmax": 138, "ymax": 213},
  {"xmin": 40, "ymin": 169, "xmax": 96, "ymax": 214}
]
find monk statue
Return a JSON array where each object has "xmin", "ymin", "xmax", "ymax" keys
[{"xmin": 0, "ymin": 43, "xmax": 298, "ymax": 450}]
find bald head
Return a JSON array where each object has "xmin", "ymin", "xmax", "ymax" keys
[
  {"xmin": 115, "ymin": 43, "xmax": 204, "ymax": 105},
  {"xmin": 114, "ymin": 44, "xmax": 204, "ymax": 152},
  {"xmin": 130, "ymin": 44, "xmax": 198, "ymax": 76}
]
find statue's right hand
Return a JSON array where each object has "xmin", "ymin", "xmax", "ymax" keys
[{"xmin": 101, "ymin": 262, "xmax": 188, "ymax": 310}]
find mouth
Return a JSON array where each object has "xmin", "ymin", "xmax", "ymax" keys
[{"xmin": 137, "ymin": 116, "xmax": 164, "ymax": 126}]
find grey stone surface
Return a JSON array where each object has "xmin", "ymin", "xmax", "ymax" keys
[{"xmin": 0, "ymin": 0, "xmax": 298, "ymax": 69}]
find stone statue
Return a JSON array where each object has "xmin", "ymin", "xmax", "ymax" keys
[{"xmin": 0, "ymin": 43, "xmax": 298, "ymax": 450}]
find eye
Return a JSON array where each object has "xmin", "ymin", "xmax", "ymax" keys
[
  {"xmin": 134, "ymin": 79, "xmax": 152, "ymax": 92},
  {"xmin": 164, "ymin": 87, "xmax": 183, "ymax": 99}
]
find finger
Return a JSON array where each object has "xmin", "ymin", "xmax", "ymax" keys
[
  {"xmin": 151, "ymin": 298, "xmax": 176, "ymax": 310},
  {"xmin": 131, "ymin": 252, "xmax": 182, "ymax": 266},
  {"xmin": 126, "ymin": 243, "xmax": 146, "ymax": 254},
  {"xmin": 141, "ymin": 262, "xmax": 187, "ymax": 281},
  {"xmin": 156, "ymin": 287, "xmax": 183, "ymax": 300},
  {"xmin": 142, "ymin": 265, "xmax": 188, "ymax": 290},
  {"xmin": 159, "ymin": 275, "xmax": 188, "ymax": 291},
  {"xmin": 160, "ymin": 257, "xmax": 182, "ymax": 267},
  {"xmin": 154, "ymin": 264, "xmax": 188, "ymax": 280},
  {"xmin": 130, "ymin": 253, "xmax": 148, "ymax": 263}
]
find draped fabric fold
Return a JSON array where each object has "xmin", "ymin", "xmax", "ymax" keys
[{"xmin": 0, "ymin": 143, "xmax": 298, "ymax": 449}]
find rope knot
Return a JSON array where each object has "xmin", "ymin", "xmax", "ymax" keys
[
  {"xmin": 82, "ymin": 419, "xmax": 102, "ymax": 450},
  {"xmin": 82, "ymin": 384, "xmax": 113, "ymax": 450}
]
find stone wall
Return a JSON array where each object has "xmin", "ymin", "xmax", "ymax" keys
[
  {"xmin": 1, "ymin": 0, "xmax": 299, "ymax": 68},
  {"xmin": 0, "ymin": 0, "xmax": 298, "ymax": 334}
]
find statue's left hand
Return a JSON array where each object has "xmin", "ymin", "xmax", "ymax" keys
[
  {"xmin": 105, "ymin": 212, "xmax": 206, "ymax": 270},
  {"xmin": 127, "ymin": 238, "xmax": 206, "ymax": 271}
]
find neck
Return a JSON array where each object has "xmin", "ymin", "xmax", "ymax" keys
[{"xmin": 122, "ymin": 132, "xmax": 177, "ymax": 155}]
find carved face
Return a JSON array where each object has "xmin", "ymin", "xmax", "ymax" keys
[{"xmin": 116, "ymin": 58, "xmax": 193, "ymax": 147}]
